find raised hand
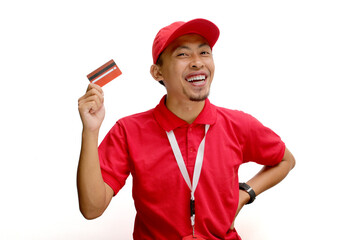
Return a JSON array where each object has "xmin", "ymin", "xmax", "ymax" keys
[{"xmin": 78, "ymin": 83, "xmax": 105, "ymax": 132}]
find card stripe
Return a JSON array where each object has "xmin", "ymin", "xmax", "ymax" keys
[
  {"xmin": 88, "ymin": 61, "xmax": 116, "ymax": 81},
  {"xmin": 91, "ymin": 67, "xmax": 116, "ymax": 84}
]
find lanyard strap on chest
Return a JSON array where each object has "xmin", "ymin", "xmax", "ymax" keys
[
  {"xmin": 166, "ymin": 124, "xmax": 209, "ymax": 199},
  {"xmin": 166, "ymin": 124, "xmax": 210, "ymax": 233}
]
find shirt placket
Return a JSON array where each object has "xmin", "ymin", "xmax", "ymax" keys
[{"xmin": 186, "ymin": 124, "xmax": 202, "ymax": 180}]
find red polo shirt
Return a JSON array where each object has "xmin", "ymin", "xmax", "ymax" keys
[{"xmin": 98, "ymin": 95, "xmax": 285, "ymax": 240}]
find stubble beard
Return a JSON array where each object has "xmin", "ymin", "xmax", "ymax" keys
[{"xmin": 183, "ymin": 87, "xmax": 210, "ymax": 102}]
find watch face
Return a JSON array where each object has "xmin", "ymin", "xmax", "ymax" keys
[
  {"xmin": 239, "ymin": 183, "xmax": 256, "ymax": 204},
  {"xmin": 240, "ymin": 183, "xmax": 249, "ymax": 190}
]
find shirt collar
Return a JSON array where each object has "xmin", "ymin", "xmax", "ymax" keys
[{"xmin": 153, "ymin": 95, "xmax": 217, "ymax": 132}]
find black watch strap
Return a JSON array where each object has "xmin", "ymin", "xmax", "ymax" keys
[{"xmin": 239, "ymin": 182, "xmax": 256, "ymax": 204}]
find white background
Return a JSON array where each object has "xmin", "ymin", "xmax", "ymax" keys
[{"xmin": 1, "ymin": 0, "xmax": 359, "ymax": 239}]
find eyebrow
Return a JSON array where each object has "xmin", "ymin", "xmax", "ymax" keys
[
  {"xmin": 199, "ymin": 43, "xmax": 210, "ymax": 48},
  {"xmin": 173, "ymin": 43, "xmax": 210, "ymax": 52}
]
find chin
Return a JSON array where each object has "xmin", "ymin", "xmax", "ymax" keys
[
  {"xmin": 189, "ymin": 92, "xmax": 210, "ymax": 102},
  {"xmin": 183, "ymin": 84, "xmax": 211, "ymax": 102}
]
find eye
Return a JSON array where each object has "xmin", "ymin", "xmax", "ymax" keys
[
  {"xmin": 200, "ymin": 51, "xmax": 210, "ymax": 55},
  {"xmin": 177, "ymin": 52, "xmax": 189, "ymax": 57}
]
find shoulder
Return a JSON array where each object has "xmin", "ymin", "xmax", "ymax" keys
[
  {"xmin": 116, "ymin": 108, "xmax": 155, "ymax": 126},
  {"xmin": 213, "ymin": 104, "xmax": 256, "ymax": 125},
  {"xmin": 120, "ymin": 108, "xmax": 154, "ymax": 121},
  {"xmin": 112, "ymin": 108, "xmax": 161, "ymax": 136},
  {"xmin": 210, "ymin": 104, "xmax": 266, "ymax": 138}
]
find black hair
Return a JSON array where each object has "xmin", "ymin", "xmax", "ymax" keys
[{"xmin": 156, "ymin": 53, "xmax": 165, "ymax": 86}]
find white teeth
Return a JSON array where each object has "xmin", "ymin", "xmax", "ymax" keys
[{"xmin": 187, "ymin": 75, "xmax": 206, "ymax": 82}]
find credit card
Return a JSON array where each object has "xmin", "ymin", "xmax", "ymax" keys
[{"xmin": 87, "ymin": 59, "xmax": 122, "ymax": 87}]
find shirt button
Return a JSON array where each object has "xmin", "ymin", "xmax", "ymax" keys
[{"xmin": 189, "ymin": 147, "xmax": 195, "ymax": 153}]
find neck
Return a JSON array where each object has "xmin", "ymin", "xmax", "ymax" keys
[{"xmin": 165, "ymin": 95, "xmax": 206, "ymax": 124}]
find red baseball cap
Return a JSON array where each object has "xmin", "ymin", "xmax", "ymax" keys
[{"xmin": 152, "ymin": 18, "xmax": 220, "ymax": 64}]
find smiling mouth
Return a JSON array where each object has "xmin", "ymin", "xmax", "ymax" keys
[
  {"xmin": 185, "ymin": 74, "xmax": 207, "ymax": 86},
  {"xmin": 186, "ymin": 74, "xmax": 206, "ymax": 82}
]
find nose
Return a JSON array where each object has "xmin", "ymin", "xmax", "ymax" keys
[{"xmin": 190, "ymin": 54, "xmax": 204, "ymax": 69}]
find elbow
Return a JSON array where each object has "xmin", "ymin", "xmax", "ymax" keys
[
  {"xmin": 283, "ymin": 147, "xmax": 296, "ymax": 170},
  {"xmin": 79, "ymin": 205, "xmax": 104, "ymax": 220},
  {"xmin": 288, "ymin": 149, "xmax": 296, "ymax": 170},
  {"xmin": 291, "ymin": 155, "xmax": 296, "ymax": 170},
  {"xmin": 82, "ymin": 212, "xmax": 101, "ymax": 220}
]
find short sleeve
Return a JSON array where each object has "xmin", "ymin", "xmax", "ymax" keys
[
  {"xmin": 242, "ymin": 114, "xmax": 285, "ymax": 166},
  {"xmin": 98, "ymin": 121, "xmax": 131, "ymax": 196}
]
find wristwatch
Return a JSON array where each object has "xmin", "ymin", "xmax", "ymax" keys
[{"xmin": 239, "ymin": 182, "xmax": 256, "ymax": 204}]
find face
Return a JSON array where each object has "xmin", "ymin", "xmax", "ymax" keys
[{"xmin": 155, "ymin": 34, "xmax": 215, "ymax": 102}]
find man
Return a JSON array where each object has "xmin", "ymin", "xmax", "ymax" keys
[{"xmin": 77, "ymin": 18, "xmax": 295, "ymax": 240}]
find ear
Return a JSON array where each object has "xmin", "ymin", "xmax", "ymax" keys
[{"xmin": 150, "ymin": 64, "xmax": 164, "ymax": 82}]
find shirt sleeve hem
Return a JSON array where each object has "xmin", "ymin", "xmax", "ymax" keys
[
  {"xmin": 101, "ymin": 170, "xmax": 123, "ymax": 196},
  {"xmin": 273, "ymin": 142, "xmax": 286, "ymax": 166}
]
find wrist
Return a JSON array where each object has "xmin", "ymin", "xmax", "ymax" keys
[
  {"xmin": 239, "ymin": 189, "xmax": 251, "ymax": 205},
  {"xmin": 239, "ymin": 182, "xmax": 256, "ymax": 204},
  {"xmin": 82, "ymin": 128, "xmax": 100, "ymax": 141}
]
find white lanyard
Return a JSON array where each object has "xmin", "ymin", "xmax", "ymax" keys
[{"xmin": 166, "ymin": 124, "xmax": 210, "ymax": 236}]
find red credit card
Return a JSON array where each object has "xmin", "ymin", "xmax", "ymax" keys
[{"xmin": 87, "ymin": 59, "xmax": 122, "ymax": 87}]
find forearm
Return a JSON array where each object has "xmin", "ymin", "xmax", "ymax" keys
[
  {"xmin": 77, "ymin": 130, "xmax": 108, "ymax": 219},
  {"xmin": 247, "ymin": 147, "xmax": 295, "ymax": 197},
  {"xmin": 232, "ymin": 148, "xmax": 295, "ymax": 228}
]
